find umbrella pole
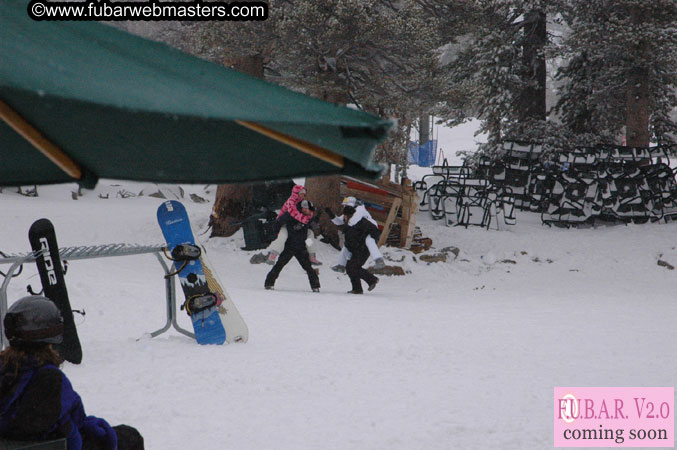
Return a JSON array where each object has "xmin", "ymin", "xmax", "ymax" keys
[
  {"xmin": 0, "ymin": 99, "xmax": 82, "ymax": 180},
  {"xmin": 236, "ymin": 120, "xmax": 345, "ymax": 168}
]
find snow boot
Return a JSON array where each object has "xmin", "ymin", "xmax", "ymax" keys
[
  {"xmin": 266, "ymin": 251, "xmax": 278, "ymax": 265},
  {"xmin": 347, "ymin": 289, "xmax": 363, "ymax": 294},
  {"xmin": 265, "ymin": 285, "xmax": 274, "ymax": 290},
  {"xmin": 331, "ymin": 264, "xmax": 346, "ymax": 273},
  {"xmin": 312, "ymin": 288, "xmax": 320, "ymax": 293},
  {"xmin": 373, "ymin": 258, "xmax": 386, "ymax": 270},
  {"xmin": 309, "ymin": 253, "xmax": 322, "ymax": 266},
  {"xmin": 368, "ymin": 277, "xmax": 379, "ymax": 291}
]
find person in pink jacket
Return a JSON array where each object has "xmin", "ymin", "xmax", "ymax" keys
[
  {"xmin": 266, "ymin": 185, "xmax": 322, "ymax": 265},
  {"xmin": 279, "ymin": 185, "xmax": 312, "ymax": 224}
]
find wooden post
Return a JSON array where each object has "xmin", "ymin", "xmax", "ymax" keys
[
  {"xmin": 398, "ymin": 181, "xmax": 411, "ymax": 246},
  {"xmin": 378, "ymin": 197, "xmax": 401, "ymax": 247},
  {"xmin": 399, "ymin": 180, "xmax": 418, "ymax": 248},
  {"xmin": 403, "ymin": 190, "xmax": 419, "ymax": 248}
]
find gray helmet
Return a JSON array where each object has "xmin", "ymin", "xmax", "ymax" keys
[
  {"xmin": 4, "ymin": 296, "xmax": 63, "ymax": 345},
  {"xmin": 297, "ymin": 199, "xmax": 314, "ymax": 211}
]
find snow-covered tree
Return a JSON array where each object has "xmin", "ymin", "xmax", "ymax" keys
[
  {"xmin": 554, "ymin": 0, "xmax": 677, "ymax": 147},
  {"xmin": 433, "ymin": 0, "xmax": 551, "ymax": 160},
  {"xmin": 275, "ymin": 0, "xmax": 444, "ymax": 243}
]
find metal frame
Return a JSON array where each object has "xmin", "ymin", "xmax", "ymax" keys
[{"xmin": 0, "ymin": 243, "xmax": 194, "ymax": 349}]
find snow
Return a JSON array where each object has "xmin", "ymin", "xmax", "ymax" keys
[
  {"xmin": 2, "ymin": 177, "xmax": 677, "ymax": 449},
  {"xmin": 434, "ymin": 118, "xmax": 487, "ymax": 166},
  {"xmin": 2, "ymin": 121, "xmax": 676, "ymax": 448}
]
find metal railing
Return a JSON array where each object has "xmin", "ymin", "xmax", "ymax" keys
[{"xmin": 0, "ymin": 243, "xmax": 195, "ymax": 349}]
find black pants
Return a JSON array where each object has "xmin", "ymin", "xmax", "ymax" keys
[
  {"xmin": 265, "ymin": 247, "xmax": 320, "ymax": 289},
  {"xmin": 346, "ymin": 252, "xmax": 377, "ymax": 293}
]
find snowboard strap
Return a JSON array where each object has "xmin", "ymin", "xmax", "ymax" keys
[
  {"xmin": 180, "ymin": 293, "xmax": 218, "ymax": 316},
  {"xmin": 162, "ymin": 244, "xmax": 202, "ymax": 278},
  {"xmin": 26, "ymin": 284, "xmax": 43, "ymax": 296},
  {"xmin": 164, "ymin": 244, "xmax": 201, "ymax": 262},
  {"xmin": 164, "ymin": 261, "xmax": 188, "ymax": 279}
]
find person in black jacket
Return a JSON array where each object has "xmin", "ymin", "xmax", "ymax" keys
[
  {"xmin": 264, "ymin": 200, "xmax": 321, "ymax": 292},
  {"xmin": 0, "ymin": 295, "xmax": 144, "ymax": 450},
  {"xmin": 342, "ymin": 205, "xmax": 380, "ymax": 294}
]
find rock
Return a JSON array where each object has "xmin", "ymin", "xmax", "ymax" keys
[
  {"xmin": 420, "ymin": 253, "xmax": 447, "ymax": 263},
  {"xmin": 500, "ymin": 259, "xmax": 517, "ymax": 264},
  {"xmin": 368, "ymin": 265, "xmax": 406, "ymax": 276},
  {"xmin": 657, "ymin": 259, "xmax": 674, "ymax": 270},
  {"xmin": 148, "ymin": 190, "xmax": 166, "ymax": 199},
  {"xmin": 440, "ymin": 246, "xmax": 460, "ymax": 258},
  {"xmin": 410, "ymin": 237, "xmax": 433, "ymax": 254},
  {"xmin": 190, "ymin": 193, "xmax": 208, "ymax": 203}
]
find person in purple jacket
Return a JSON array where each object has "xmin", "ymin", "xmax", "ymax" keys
[{"xmin": 0, "ymin": 296, "xmax": 143, "ymax": 450}]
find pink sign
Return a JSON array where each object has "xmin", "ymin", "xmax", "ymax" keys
[{"xmin": 554, "ymin": 387, "xmax": 674, "ymax": 447}]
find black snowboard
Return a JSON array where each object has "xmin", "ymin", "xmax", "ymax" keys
[{"xmin": 28, "ymin": 219, "xmax": 82, "ymax": 364}]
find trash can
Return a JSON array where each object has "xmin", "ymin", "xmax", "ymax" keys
[{"xmin": 241, "ymin": 209, "xmax": 278, "ymax": 251}]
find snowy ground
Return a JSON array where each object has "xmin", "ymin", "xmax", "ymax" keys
[{"xmin": 2, "ymin": 176, "xmax": 677, "ymax": 449}]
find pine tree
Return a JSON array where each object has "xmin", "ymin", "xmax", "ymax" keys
[
  {"xmin": 435, "ymin": 0, "xmax": 551, "ymax": 159},
  {"xmin": 273, "ymin": 0, "xmax": 445, "ymax": 242},
  {"xmin": 187, "ymin": 0, "xmax": 447, "ymax": 237},
  {"xmin": 554, "ymin": 0, "xmax": 677, "ymax": 147}
]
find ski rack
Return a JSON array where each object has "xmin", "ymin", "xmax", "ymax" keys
[{"xmin": 0, "ymin": 243, "xmax": 195, "ymax": 350}]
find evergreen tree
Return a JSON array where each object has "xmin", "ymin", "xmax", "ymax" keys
[
  {"xmin": 274, "ymin": 0, "xmax": 444, "ymax": 242},
  {"xmin": 434, "ymin": 0, "xmax": 551, "ymax": 160},
  {"xmin": 167, "ymin": 0, "xmax": 446, "ymax": 236},
  {"xmin": 554, "ymin": 0, "xmax": 677, "ymax": 147}
]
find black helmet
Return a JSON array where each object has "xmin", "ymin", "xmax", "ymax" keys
[{"xmin": 4, "ymin": 296, "xmax": 63, "ymax": 345}]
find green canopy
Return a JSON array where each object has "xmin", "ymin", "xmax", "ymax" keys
[{"xmin": 0, "ymin": 1, "xmax": 392, "ymax": 188}]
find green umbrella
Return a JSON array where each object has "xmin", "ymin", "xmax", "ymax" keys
[{"xmin": 0, "ymin": 0, "xmax": 392, "ymax": 188}]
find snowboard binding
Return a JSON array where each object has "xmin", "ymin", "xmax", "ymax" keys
[
  {"xmin": 163, "ymin": 244, "xmax": 202, "ymax": 278},
  {"xmin": 181, "ymin": 293, "xmax": 220, "ymax": 316},
  {"xmin": 169, "ymin": 244, "xmax": 201, "ymax": 261}
]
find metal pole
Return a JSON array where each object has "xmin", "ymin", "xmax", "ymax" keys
[
  {"xmin": 0, "ymin": 260, "xmax": 28, "ymax": 350},
  {"xmin": 152, "ymin": 253, "xmax": 194, "ymax": 340},
  {"xmin": 148, "ymin": 253, "xmax": 172, "ymax": 339}
]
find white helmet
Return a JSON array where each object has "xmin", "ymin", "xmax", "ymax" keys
[{"xmin": 341, "ymin": 197, "xmax": 357, "ymax": 207}]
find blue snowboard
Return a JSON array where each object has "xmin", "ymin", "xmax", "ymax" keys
[{"xmin": 157, "ymin": 200, "xmax": 226, "ymax": 345}]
